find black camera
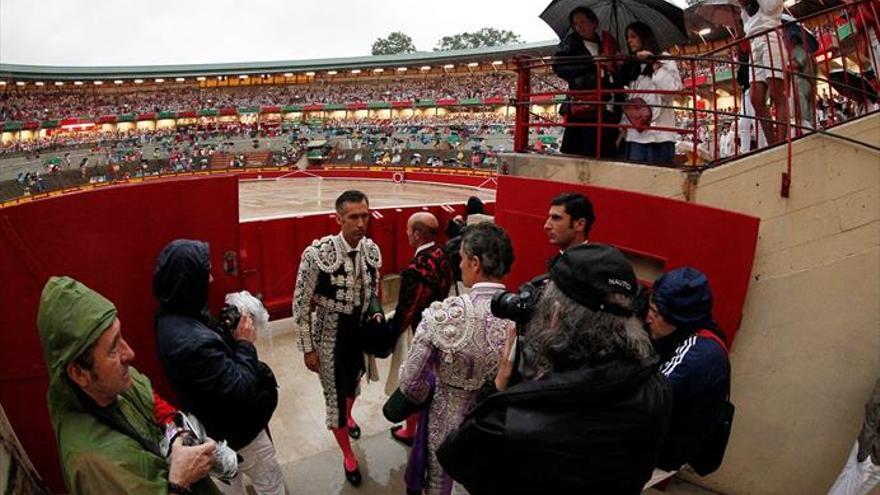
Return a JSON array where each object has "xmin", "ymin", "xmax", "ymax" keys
[
  {"xmin": 217, "ymin": 304, "xmax": 242, "ymax": 337},
  {"xmin": 490, "ymin": 275, "xmax": 550, "ymax": 326}
]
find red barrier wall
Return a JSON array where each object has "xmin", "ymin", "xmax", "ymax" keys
[
  {"xmin": 240, "ymin": 199, "xmax": 494, "ymax": 319},
  {"xmin": 494, "ymin": 176, "xmax": 759, "ymax": 342},
  {"xmin": 0, "ymin": 176, "xmax": 241, "ymax": 492}
]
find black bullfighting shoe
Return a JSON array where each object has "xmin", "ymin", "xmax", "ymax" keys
[
  {"xmin": 390, "ymin": 425, "xmax": 414, "ymax": 447},
  {"xmin": 348, "ymin": 423, "xmax": 361, "ymax": 439},
  {"xmin": 344, "ymin": 464, "xmax": 362, "ymax": 487}
]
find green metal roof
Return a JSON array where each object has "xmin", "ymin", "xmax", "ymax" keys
[{"xmin": 0, "ymin": 41, "xmax": 556, "ymax": 80}]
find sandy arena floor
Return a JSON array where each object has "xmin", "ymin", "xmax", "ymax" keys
[{"xmin": 238, "ymin": 177, "xmax": 497, "ymax": 221}]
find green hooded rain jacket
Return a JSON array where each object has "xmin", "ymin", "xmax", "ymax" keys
[{"xmin": 36, "ymin": 276, "xmax": 219, "ymax": 495}]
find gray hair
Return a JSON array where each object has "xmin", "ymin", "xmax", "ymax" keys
[
  {"xmin": 521, "ymin": 282, "xmax": 656, "ymax": 378},
  {"xmin": 460, "ymin": 223, "xmax": 514, "ymax": 279}
]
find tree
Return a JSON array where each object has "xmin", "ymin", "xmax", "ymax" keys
[
  {"xmin": 434, "ymin": 27, "xmax": 523, "ymax": 51},
  {"xmin": 372, "ymin": 32, "xmax": 417, "ymax": 55}
]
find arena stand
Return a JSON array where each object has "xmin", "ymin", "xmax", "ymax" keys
[{"xmin": 0, "ymin": 5, "xmax": 878, "ymax": 492}]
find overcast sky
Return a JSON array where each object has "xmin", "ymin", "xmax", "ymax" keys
[{"xmin": 0, "ymin": 0, "xmax": 569, "ymax": 67}]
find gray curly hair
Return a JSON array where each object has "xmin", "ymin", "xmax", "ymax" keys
[{"xmin": 520, "ymin": 281, "xmax": 656, "ymax": 378}]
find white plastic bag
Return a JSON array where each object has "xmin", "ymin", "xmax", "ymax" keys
[
  {"xmin": 827, "ymin": 443, "xmax": 880, "ymax": 495},
  {"xmin": 224, "ymin": 290, "xmax": 273, "ymax": 348}
]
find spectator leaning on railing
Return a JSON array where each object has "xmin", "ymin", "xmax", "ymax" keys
[{"xmin": 618, "ymin": 22, "xmax": 683, "ymax": 165}]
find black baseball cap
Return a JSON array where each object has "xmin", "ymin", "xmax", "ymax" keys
[{"xmin": 550, "ymin": 243, "xmax": 636, "ymax": 315}]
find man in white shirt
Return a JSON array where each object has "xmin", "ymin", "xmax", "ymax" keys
[
  {"xmin": 719, "ymin": 122, "xmax": 735, "ymax": 158},
  {"xmin": 740, "ymin": 0, "xmax": 788, "ymax": 145}
]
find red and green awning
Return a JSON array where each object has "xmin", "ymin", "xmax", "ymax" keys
[
  {"xmin": 415, "ymin": 99, "xmax": 436, "ymax": 107},
  {"xmin": 198, "ymin": 109, "xmax": 219, "ymax": 117},
  {"xmin": 41, "ymin": 120, "xmax": 60, "ymax": 129},
  {"xmin": 367, "ymin": 101, "xmax": 391, "ymax": 109},
  {"xmin": 238, "ymin": 107, "xmax": 259, "ymax": 114},
  {"xmin": 219, "ymin": 107, "xmax": 238, "ymax": 116},
  {"xmin": 282, "ymin": 105, "xmax": 303, "ymax": 113},
  {"xmin": 158, "ymin": 111, "xmax": 177, "ymax": 120},
  {"xmin": 118, "ymin": 113, "xmax": 137, "ymax": 122},
  {"xmin": 324, "ymin": 104, "xmax": 347, "ymax": 111},
  {"xmin": 22, "ymin": 121, "xmax": 40, "ymax": 131},
  {"xmin": 261, "ymin": 105, "xmax": 282, "ymax": 114},
  {"xmin": 482, "ymin": 97, "xmax": 506, "ymax": 105},
  {"xmin": 459, "ymin": 98, "xmax": 481, "ymax": 106},
  {"xmin": 138, "ymin": 112, "xmax": 157, "ymax": 121},
  {"xmin": 347, "ymin": 102, "xmax": 367, "ymax": 110},
  {"xmin": 391, "ymin": 100, "xmax": 413, "ymax": 108},
  {"xmin": 178, "ymin": 110, "xmax": 197, "ymax": 119},
  {"xmin": 436, "ymin": 98, "xmax": 457, "ymax": 106},
  {"xmin": 303, "ymin": 104, "xmax": 324, "ymax": 111},
  {"xmin": 98, "ymin": 115, "xmax": 118, "ymax": 124},
  {"xmin": 3, "ymin": 121, "xmax": 23, "ymax": 132}
]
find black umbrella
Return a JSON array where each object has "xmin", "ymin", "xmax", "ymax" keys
[
  {"xmin": 688, "ymin": 1, "xmax": 821, "ymax": 51},
  {"xmin": 689, "ymin": 0, "xmax": 741, "ymax": 26},
  {"xmin": 540, "ymin": 0, "xmax": 688, "ymax": 51},
  {"xmin": 685, "ymin": 0, "xmax": 741, "ymax": 41},
  {"xmin": 829, "ymin": 69, "xmax": 878, "ymax": 103}
]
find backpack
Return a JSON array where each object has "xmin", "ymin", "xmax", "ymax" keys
[{"xmin": 690, "ymin": 329, "xmax": 735, "ymax": 476}]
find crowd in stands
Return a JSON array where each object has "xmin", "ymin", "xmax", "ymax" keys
[
  {"xmin": 0, "ymin": 73, "xmax": 519, "ymax": 122},
  {"xmin": 0, "ymin": 112, "xmax": 524, "ymax": 158}
]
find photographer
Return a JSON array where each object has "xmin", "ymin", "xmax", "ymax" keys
[
  {"xmin": 36, "ymin": 276, "xmax": 219, "ymax": 495},
  {"xmin": 153, "ymin": 240, "xmax": 284, "ymax": 495},
  {"xmin": 437, "ymin": 244, "xmax": 672, "ymax": 494}
]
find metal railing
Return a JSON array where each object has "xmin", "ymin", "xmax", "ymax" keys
[{"xmin": 513, "ymin": 0, "xmax": 880, "ymax": 196}]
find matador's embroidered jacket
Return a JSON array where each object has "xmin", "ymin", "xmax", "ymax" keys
[{"xmin": 292, "ymin": 233, "xmax": 382, "ymax": 353}]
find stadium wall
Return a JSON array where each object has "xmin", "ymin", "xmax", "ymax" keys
[{"xmin": 503, "ymin": 113, "xmax": 880, "ymax": 495}]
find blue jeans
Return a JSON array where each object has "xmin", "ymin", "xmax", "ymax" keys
[{"xmin": 627, "ymin": 142, "xmax": 676, "ymax": 164}]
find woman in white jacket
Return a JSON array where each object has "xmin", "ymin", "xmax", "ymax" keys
[{"xmin": 619, "ymin": 22, "xmax": 683, "ymax": 164}]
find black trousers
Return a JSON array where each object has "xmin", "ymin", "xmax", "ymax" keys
[{"xmin": 332, "ymin": 311, "xmax": 365, "ymax": 426}]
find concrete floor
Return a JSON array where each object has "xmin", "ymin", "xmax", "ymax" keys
[
  {"xmin": 256, "ymin": 320, "xmax": 721, "ymax": 495},
  {"xmin": 238, "ymin": 178, "xmax": 497, "ymax": 221}
]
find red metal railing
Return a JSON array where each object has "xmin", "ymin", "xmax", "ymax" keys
[{"xmin": 513, "ymin": 0, "xmax": 880, "ymax": 196}]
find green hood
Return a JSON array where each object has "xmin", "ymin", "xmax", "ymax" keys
[{"xmin": 36, "ymin": 276, "xmax": 117, "ymax": 430}]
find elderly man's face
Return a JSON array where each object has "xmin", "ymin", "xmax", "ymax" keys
[
  {"xmin": 68, "ymin": 318, "xmax": 136, "ymax": 406},
  {"xmin": 459, "ymin": 244, "xmax": 481, "ymax": 288},
  {"xmin": 406, "ymin": 218, "xmax": 419, "ymax": 248}
]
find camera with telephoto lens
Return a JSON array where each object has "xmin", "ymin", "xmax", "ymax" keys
[
  {"xmin": 217, "ymin": 304, "xmax": 242, "ymax": 338},
  {"xmin": 490, "ymin": 274, "xmax": 550, "ymax": 328}
]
